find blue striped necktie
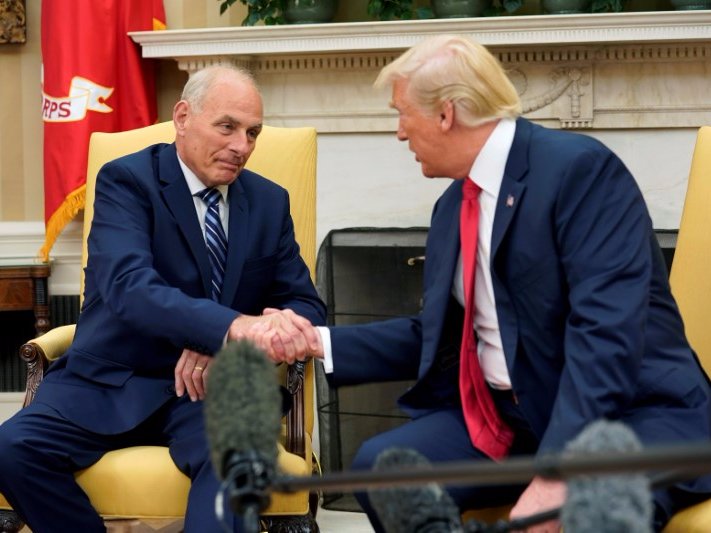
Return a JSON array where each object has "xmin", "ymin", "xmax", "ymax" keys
[{"xmin": 196, "ymin": 188, "xmax": 228, "ymax": 301}]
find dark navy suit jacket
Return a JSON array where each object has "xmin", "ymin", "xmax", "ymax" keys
[
  {"xmin": 329, "ymin": 119, "xmax": 711, "ymax": 477},
  {"xmin": 36, "ymin": 142, "xmax": 326, "ymax": 435}
]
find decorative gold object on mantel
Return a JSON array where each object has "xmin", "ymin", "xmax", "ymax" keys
[{"xmin": 0, "ymin": 0, "xmax": 26, "ymax": 44}]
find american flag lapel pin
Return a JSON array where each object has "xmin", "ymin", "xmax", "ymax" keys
[{"xmin": 506, "ymin": 194, "xmax": 515, "ymax": 207}]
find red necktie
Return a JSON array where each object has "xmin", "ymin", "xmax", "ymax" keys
[{"xmin": 459, "ymin": 178, "xmax": 514, "ymax": 460}]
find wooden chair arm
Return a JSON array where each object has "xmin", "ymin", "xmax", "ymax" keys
[
  {"xmin": 19, "ymin": 326, "xmax": 310, "ymax": 462},
  {"xmin": 18, "ymin": 325, "xmax": 310, "ymax": 464},
  {"xmin": 20, "ymin": 324, "xmax": 76, "ymax": 407},
  {"xmin": 285, "ymin": 361, "xmax": 306, "ymax": 459}
]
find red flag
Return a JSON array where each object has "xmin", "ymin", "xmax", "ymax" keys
[{"xmin": 40, "ymin": 0, "xmax": 166, "ymax": 261}]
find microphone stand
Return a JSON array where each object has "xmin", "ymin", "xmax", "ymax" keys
[
  {"xmin": 272, "ymin": 441, "xmax": 711, "ymax": 494},
  {"xmin": 223, "ymin": 450, "xmax": 275, "ymax": 533}
]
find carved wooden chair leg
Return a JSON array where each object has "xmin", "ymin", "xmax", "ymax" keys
[{"xmin": 0, "ymin": 509, "xmax": 24, "ymax": 533}]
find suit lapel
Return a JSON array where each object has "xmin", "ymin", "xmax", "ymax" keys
[
  {"xmin": 491, "ymin": 118, "xmax": 531, "ymax": 259},
  {"xmin": 421, "ymin": 184, "xmax": 462, "ymax": 367},
  {"xmin": 490, "ymin": 118, "xmax": 533, "ymax": 368},
  {"xmin": 158, "ymin": 144, "xmax": 212, "ymax": 297},
  {"xmin": 220, "ymin": 177, "xmax": 249, "ymax": 306}
]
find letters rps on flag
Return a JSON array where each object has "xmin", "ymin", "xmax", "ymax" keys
[{"xmin": 40, "ymin": 0, "xmax": 166, "ymax": 261}]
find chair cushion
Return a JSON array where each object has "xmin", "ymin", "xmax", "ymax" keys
[
  {"xmin": 76, "ymin": 446, "xmax": 189, "ymax": 519},
  {"xmin": 267, "ymin": 440, "xmax": 312, "ymax": 516},
  {"xmin": 0, "ymin": 439, "xmax": 313, "ymax": 518},
  {"xmin": 663, "ymin": 499, "xmax": 711, "ymax": 533}
]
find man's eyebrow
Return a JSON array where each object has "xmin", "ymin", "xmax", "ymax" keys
[{"xmin": 213, "ymin": 116, "xmax": 263, "ymax": 129}]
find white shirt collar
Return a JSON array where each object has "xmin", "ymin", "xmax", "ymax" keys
[
  {"xmin": 177, "ymin": 154, "xmax": 229, "ymax": 202},
  {"xmin": 467, "ymin": 118, "xmax": 516, "ymax": 198}
]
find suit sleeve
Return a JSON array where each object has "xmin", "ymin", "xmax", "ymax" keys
[
  {"xmin": 328, "ymin": 316, "xmax": 422, "ymax": 386},
  {"xmin": 537, "ymin": 146, "xmax": 653, "ymax": 452},
  {"xmin": 86, "ymin": 161, "xmax": 238, "ymax": 354}
]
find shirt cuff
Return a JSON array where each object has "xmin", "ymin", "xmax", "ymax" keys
[{"xmin": 317, "ymin": 326, "xmax": 333, "ymax": 374}]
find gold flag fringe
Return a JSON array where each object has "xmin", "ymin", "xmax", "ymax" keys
[{"xmin": 38, "ymin": 185, "xmax": 86, "ymax": 262}]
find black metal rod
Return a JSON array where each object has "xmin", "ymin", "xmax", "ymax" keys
[{"xmin": 272, "ymin": 442, "xmax": 711, "ymax": 494}]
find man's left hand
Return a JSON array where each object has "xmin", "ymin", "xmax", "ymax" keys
[{"xmin": 175, "ymin": 349, "xmax": 212, "ymax": 401}]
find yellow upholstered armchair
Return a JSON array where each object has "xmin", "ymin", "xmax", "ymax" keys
[
  {"xmin": 662, "ymin": 127, "xmax": 711, "ymax": 532},
  {"xmin": 0, "ymin": 122, "xmax": 320, "ymax": 532}
]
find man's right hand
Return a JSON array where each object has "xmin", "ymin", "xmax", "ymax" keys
[{"xmin": 227, "ymin": 308, "xmax": 321, "ymax": 364}]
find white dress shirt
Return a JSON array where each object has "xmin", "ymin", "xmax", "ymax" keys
[
  {"xmin": 320, "ymin": 118, "xmax": 517, "ymax": 390},
  {"xmin": 454, "ymin": 118, "xmax": 516, "ymax": 389}
]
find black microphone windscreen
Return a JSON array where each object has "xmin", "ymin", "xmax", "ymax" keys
[
  {"xmin": 204, "ymin": 339, "xmax": 282, "ymax": 480},
  {"xmin": 370, "ymin": 447, "xmax": 464, "ymax": 533},
  {"xmin": 561, "ymin": 420, "xmax": 653, "ymax": 533}
]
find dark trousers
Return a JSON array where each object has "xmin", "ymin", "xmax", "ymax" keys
[
  {"xmin": 350, "ymin": 389, "xmax": 538, "ymax": 533},
  {"xmin": 0, "ymin": 396, "xmax": 243, "ymax": 533},
  {"xmin": 349, "ymin": 389, "xmax": 693, "ymax": 533}
]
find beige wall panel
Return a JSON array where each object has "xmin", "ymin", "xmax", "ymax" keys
[
  {"xmin": 164, "ymin": 0, "xmax": 245, "ymax": 29},
  {"xmin": 0, "ymin": 53, "xmax": 26, "ymax": 219},
  {"xmin": 0, "ymin": 0, "xmax": 40, "ymax": 222},
  {"xmin": 20, "ymin": 0, "xmax": 43, "ymax": 221},
  {"xmin": 164, "ymin": 0, "xmax": 185, "ymax": 28}
]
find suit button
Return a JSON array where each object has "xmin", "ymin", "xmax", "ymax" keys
[{"xmin": 165, "ymin": 385, "xmax": 175, "ymax": 395}]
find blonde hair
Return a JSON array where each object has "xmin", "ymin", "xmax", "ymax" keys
[
  {"xmin": 181, "ymin": 65, "xmax": 259, "ymax": 113},
  {"xmin": 375, "ymin": 35, "xmax": 521, "ymax": 126}
]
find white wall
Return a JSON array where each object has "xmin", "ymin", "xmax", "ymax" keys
[
  {"xmin": 316, "ymin": 132, "xmax": 449, "ymax": 247},
  {"xmin": 315, "ymin": 128, "xmax": 698, "ymax": 248}
]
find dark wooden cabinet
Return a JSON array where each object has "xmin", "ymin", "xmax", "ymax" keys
[{"xmin": 0, "ymin": 262, "xmax": 51, "ymax": 337}]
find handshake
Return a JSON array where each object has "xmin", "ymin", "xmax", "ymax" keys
[
  {"xmin": 228, "ymin": 307, "xmax": 324, "ymax": 365},
  {"xmin": 175, "ymin": 307, "xmax": 321, "ymax": 402}
]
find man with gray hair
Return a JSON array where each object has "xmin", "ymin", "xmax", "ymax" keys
[
  {"xmin": 0, "ymin": 65, "xmax": 325, "ymax": 532},
  {"xmin": 297, "ymin": 36, "xmax": 711, "ymax": 531}
]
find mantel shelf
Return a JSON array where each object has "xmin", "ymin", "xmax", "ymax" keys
[
  {"xmin": 130, "ymin": 11, "xmax": 711, "ymax": 134},
  {"xmin": 130, "ymin": 11, "xmax": 711, "ymax": 59}
]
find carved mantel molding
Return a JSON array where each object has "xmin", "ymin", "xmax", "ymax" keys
[{"xmin": 131, "ymin": 12, "xmax": 711, "ymax": 132}]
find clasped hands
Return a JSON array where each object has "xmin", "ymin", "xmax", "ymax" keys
[{"xmin": 175, "ymin": 307, "xmax": 322, "ymax": 401}]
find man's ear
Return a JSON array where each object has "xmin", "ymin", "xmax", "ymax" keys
[
  {"xmin": 173, "ymin": 100, "xmax": 189, "ymax": 136},
  {"xmin": 440, "ymin": 100, "xmax": 454, "ymax": 132}
]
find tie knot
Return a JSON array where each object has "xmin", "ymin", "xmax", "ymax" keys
[
  {"xmin": 462, "ymin": 178, "xmax": 481, "ymax": 201},
  {"xmin": 196, "ymin": 188, "xmax": 221, "ymax": 207}
]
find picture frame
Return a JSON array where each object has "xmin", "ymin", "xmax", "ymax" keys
[{"xmin": 0, "ymin": 0, "xmax": 26, "ymax": 45}]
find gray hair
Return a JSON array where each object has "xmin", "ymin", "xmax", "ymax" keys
[
  {"xmin": 181, "ymin": 65, "xmax": 258, "ymax": 113},
  {"xmin": 375, "ymin": 35, "xmax": 521, "ymax": 127}
]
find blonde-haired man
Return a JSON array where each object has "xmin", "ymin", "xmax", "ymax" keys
[{"xmin": 306, "ymin": 36, "xmax": 711, "ymax": 531}]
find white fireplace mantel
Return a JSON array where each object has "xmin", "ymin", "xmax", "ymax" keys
[
  {"xmin": 130, "ymin": 12, "xmax": 711, "ymax": 56},
  {"xmin": 131, "ymin": 12, "xmax": 711, "ymax": 132}
]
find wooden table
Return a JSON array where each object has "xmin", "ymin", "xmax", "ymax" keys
[{"xmin": 0, "ymin": 261, "xmax": 51, "ymax": 336}]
